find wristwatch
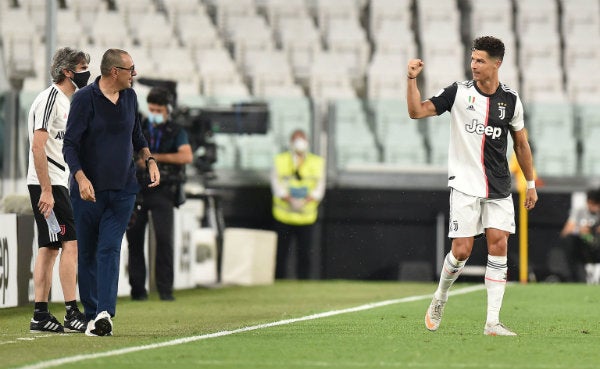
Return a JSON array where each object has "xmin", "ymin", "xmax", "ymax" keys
[{"xmin": 146, "ymin": 156, "xmax": 157, "ymax": 167}]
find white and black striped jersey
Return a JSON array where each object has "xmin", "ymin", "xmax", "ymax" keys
[
  {"xmin": 429, "ymin": 80, "xmax": 524, "ymax": 199},
  {"xmin": 27, "ymin": 84, "xmax": 71, "ymax": 188}
]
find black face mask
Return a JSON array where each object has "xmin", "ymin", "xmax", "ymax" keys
[{"xmin": 70, "ymin": 70, "xmax": 90, "ymax": 89}]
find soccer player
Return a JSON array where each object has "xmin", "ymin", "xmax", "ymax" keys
[
  {"xmin": 406, "ymin": 36, "xmax": 538, "ymax": 336},
  {"xmin": 27, "ymin": 47, "xmax": 90, "ymax": 333}
]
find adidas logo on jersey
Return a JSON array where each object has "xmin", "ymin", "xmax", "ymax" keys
[{"xmin": 465, "ymin": 119, "xmax": 502, "ymax": 139}]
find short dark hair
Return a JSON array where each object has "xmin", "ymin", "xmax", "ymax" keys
[
  {"xmin": 587, "ymin": 189, "xmax": 600, "ymax": 203},
  {"xmin": 100, "ymin": 49, "xmax": 128, "ymax": 76},
  {"xmin": 147, "ymin": 86, "xmax": 172, "ymax": 106},
  {"xmin": 472, "ymin": 36, "xmax": 505, "ymax": 61}
]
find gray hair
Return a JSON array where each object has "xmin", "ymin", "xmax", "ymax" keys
[{"xmin": 50, "ymin": 47, "xmax": 90, "ymax": 83}]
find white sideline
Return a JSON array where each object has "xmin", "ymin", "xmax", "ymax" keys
[{"xmin": 14, "ymin": 284, "xmax": 487, "ymax": 369}]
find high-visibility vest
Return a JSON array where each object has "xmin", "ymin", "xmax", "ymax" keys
[{"xmin": 272, "ymin": 151, "xmax": 324, "ymax": 226}]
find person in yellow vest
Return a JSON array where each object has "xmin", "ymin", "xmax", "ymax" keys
[{"xmin": 271, "ymin": 129, "xmax": 325, "ymax": 279}]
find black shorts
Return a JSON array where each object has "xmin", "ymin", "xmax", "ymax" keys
[{"xmin": 28, "ymin": 185, "xmax": 77, "ymax": 248}]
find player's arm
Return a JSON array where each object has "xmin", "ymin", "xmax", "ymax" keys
[
  {"xmin": 31, "ymin": 129, "xmax": 54, "ymax": 217},
  {"xmin": 511, "ymin": 128, "xmax": 538, "ymax": 210},
  {"xmin": 407, "ymin": 59, "xmax": 437, "ymax": 119}
]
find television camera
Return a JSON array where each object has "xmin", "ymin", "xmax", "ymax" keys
[
  {"xmin": 136, "ymin": 77, "xmax": 269, "ymax": 179},
  {"xmin": 172, "ymin": 102, "xmax": 270, "ymax": 178}
]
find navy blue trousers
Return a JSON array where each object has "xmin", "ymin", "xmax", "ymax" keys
[{"xmin": 71, "ymin": 189, "xmax": 136, "ymax": 321}]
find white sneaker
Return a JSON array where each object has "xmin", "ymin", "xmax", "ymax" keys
[
  {"xmin": 85, "ymin": 311, "xmax": 113, "ymax": 337},
  {"xmin": 424, "ymin": 297, "xmax": 446, "ymax": 331},
  {"xmin": 484, "ymin": 322, "xmax": 517, "ymax": 336}
]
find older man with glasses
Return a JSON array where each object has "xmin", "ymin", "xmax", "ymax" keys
[{"xmin": 63, "ymin": 49, "xmax": 160, "ymax": 336}]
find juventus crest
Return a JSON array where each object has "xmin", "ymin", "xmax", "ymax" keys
[{"xmin": 497, "ymin": 103, "xmax": 507, "ymax": 119}]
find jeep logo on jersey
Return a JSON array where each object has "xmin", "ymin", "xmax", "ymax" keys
[{"xmin": 465, "ymin": 119, "xmax": 502, "ymax": 139}]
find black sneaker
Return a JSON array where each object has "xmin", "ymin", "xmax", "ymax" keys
[
  {"xmin": 159, "ymin": 293, "xmax": 175, "ymax": 301},
  {"xmin": 30, "ymin": 313, "xmax": 64, "ymax": 333},
  {"xmin": 131, "ymin": 293, "xmax": 148, "ymax": 301},
  {"xmin": 64, "ymin": 310, "xmax": 87, "ymax": 333}
]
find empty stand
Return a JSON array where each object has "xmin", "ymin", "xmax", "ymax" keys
[
  {"xmin": 176, "ymin": 12, "xmax": 223, "ymax": 51},
  {"xmin": 371, "ymin": 100, "xmax": 427, "ymax": 166},
  {"xmin": 332, "ymin": 98, "xmax": 378, "ymax": 168},
  {"xmin": 268, "ymin": 96, "xmax": 312, "ymax": 146},
  {"xmin": 528, "ymin": 102, "xmax": 577, "ymax": 176},
  {"xmin": 1, "ymin": 0, "xmax": 598, "ymax": 178}
]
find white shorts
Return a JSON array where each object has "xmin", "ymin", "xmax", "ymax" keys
[{"xmin": 448, "ymin": 188, "xmax": 516, "ymax": 238}]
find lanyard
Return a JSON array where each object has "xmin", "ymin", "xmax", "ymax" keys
[{"xmin": 147, "ymin": 123, "xmax": 163, "ymax": 152}]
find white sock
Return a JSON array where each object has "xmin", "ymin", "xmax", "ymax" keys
[
  {"xmin": 434, "ymin": 251, "xmax": 467, "ymax": 301},
  {"xmin": 485, "ymin": 254, "xmax": 508, "ymax": 325},
  {"xmin": 585, "ymin": 263, "xmax": 594, "ymax": 284}
]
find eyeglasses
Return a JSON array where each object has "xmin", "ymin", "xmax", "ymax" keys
[{"xmin": 114, "ymin": 65, "xmax": 136, "ymax": 74}]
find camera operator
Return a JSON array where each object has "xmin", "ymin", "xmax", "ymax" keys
[{"xmin": 126, "ymin": 87, "xmax": 193, "ymax": 301}]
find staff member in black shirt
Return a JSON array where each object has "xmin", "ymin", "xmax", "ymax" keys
[{"xmin": 126, "ymin": 87, "xmax": 193, "ymax": 301}]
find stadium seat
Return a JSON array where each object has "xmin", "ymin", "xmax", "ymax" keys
[
  {"xmin": 224, "ymin": 15, "xmax": 275, "ymax": 69},
  {"xmin": 53, "ymin": 11, "xmax": 86, "ymax": 48},
  {"xmin": 175, "ymin": 12, "xmax": 222, "ymax": 52},
  {"xmin": 528, "ymin": 102, "xmax": 577, "ymax": 176},
  {"xmin": 177, "ymin": 94, "xmax": 207, "ymax": 109},
  {"xmin": 313, "ymin": 0, "xmax": 359, "ymax": 36},
  {"xmin": 194, "ymin": 47, "xmax": 239, "ymax": 86},
  {"xmin": 371, "ymin": 100, "xmax": 427, "ymax": 166},
  {"xmin": 324, "ymin": 18, "xmax": 370, "ymax": 79},
  {"xmin": 276, "ymin": 16, "xmax": 322, "ymax": 81},
  {"xmin": 210, "ymin": 0, "xmax": 257, "ymax": 37},
  {"xmin": 131, "ymin": 12, "xmax": 178, "ymax": 50},
  {"xmin": 125, "ymin": 45, "xmax": 157, "ymax": 81},
  {"xmin": 309, "ymin": 52, "xmax": 356, "ymax": 101},
  {"xmin": 237, "ymin": 133, "xmax": 279, "ymax": 170},
  {"xmin": 0, "ymin": 7, "xmax": 36, "ymax": 42},
  {"xmin": 148, "ymin": 46, "xmax": 201, "ymax": 95},
  {"xmin": 332, "ymin": 98, "xmax": 378, "ymax": 169},
  {"xmin": 470, "ymin": 0, "xmax": 512, "ymax": 34},
  {"xmin": 580, "ymin": 114, "xmax": 600, "ymax": 176},
  {"xmin": 1, "ymin": 33, "xmax": 37, "ymax": 85},
  {"xmin": 113, "ymin": 0, "xmax": 157, "ymax": 17},
  {"xmin": 261, "ymin": 0, "xmax": 309, "ymax": 30},
  {"xmin": 89, "ymin": 10, "xmax": 135, "ymax": 48},
  {"xmin": 368, "ymin": 0, "xmax": 412, "ymax": 39},
  {"xmin": 260, "ymin": 84, "xmax": 305, "ymax": 99},
  {"xmin": 162, "ymin": 0, "xmax": 205, "ymax": 17},
  {"xmin": 520, "ymin": 61, "xmax": 565, "ymax": 103},
  {"xmin": 372, "ymin": 19, "xmax": 416, "ymax": 58},
  {"xmin": 425, "ymin": 114, "xmax": 451, "ymax": 167},
  {"xmin": 576, "ymin": 103, "xmax": 600, "ymax": 138},
  {"xmin": 367, "ymin": 54, "xmax": 407, "ymax": 101},
  {"xmin": 65, "ymin": 0, "xmax": 108, "ymax": 32},
  {"xmin": 561, "ymin": 0, "xmax": 600, "ymax": 40},
  {"xmin": 267, "ymin": 97, "xmax": 312, "ymax": 146}
]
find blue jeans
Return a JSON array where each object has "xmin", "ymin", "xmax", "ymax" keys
[{"xmin": 71, "ymin": 189, "xmax": 136, "ymax": 321}]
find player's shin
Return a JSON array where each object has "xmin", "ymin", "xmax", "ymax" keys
[
  {"xmin": 485, "ymin": 255, "xmax": 508, "ymax": 325},
  {"xmin": 434, "ymin": 251, "xmax": 467, "ymax": 301}
]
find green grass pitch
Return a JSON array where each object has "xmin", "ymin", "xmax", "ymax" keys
[{"xmin": 1, "ymin": 281, "xmax": 599, "ymax": 369}]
